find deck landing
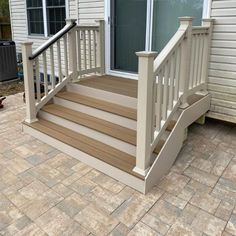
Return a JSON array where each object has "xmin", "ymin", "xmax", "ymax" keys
[{"xmin": 77, "ymin": 75, "xmax": 138, "ymax": 98}]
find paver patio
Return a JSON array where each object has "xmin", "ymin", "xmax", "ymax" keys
[{"xmin": 0, "ymin": 93, "xmax": 236, "ymax": 236}]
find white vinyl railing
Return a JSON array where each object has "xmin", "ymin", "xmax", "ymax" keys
[
  {"xmin": 22, "ymin": 19, "xmax": 105, "ymax": 123},
  {"xmin": 134, "ymin": 17, "xmax": 214, "ymax": 176}
]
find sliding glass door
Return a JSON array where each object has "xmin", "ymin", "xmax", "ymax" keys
[
  {"xmin": 108, "ymin": 0, "xmax": 204, "ymax": 74},
  {"xmin": 110, "ymin": 0, "xmax": 147, "ymax": 73}
]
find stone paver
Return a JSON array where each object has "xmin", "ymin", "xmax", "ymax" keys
[{"xmin": 0, "ymin": 93, "xmax": 236, "ymax": 235}]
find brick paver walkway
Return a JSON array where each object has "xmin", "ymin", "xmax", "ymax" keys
[{"xmin": 0, "ymin": 93, "xmax": 236, "ymax": 236}]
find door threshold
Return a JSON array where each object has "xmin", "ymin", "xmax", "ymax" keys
[{"xmin": 107, "ymin": 70, "xmax": 138, "ymax": 80}]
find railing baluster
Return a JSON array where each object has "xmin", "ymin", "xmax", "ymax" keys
[
  {"xmin": 156, "ymin": 69, "xmax": 163, "ymax": 131},
  {"xmin": 77, "ymin": 29, "xmax": 82, "ymax": 73},
  {"xmin": 88, "ymin": 30, "xmax": 92, "ymax": 69},
  {"xmin": 168, "ymin": 53, "xmax": 175, "ymax": 110},
  {"xmin": 174, "ymin": 45, "xmax": 181, "ymax": 101},
  {"xmin": 83, "ymin": 30, "xmax": 87, "ymax": 71},
  {"xmin": 93, "ymin": 30, "xmax": 97, "ymax": 68},
  {"xmin": 198, "ymin": 34, "xmax": 204, "ymax": 85},
  {"xmin": 152, "ymin": 78, "xmax": 157, "ymax": 140},
  {"xmin": 189, "ymin": 35, "xmax": 195, "ymax": 89},
  {"xmin": 193, "ymin": 34, "xmax": 200, "ymax": 86},
  {"xmin": 35, "ymin": 58, "xmax": 41, "ymax": 102},
  {"xmin": 50, "ymin": 46, "xmax": 55, "ymax": 89},
  {"xmin": 57, "ymin": 40, "xmax": 62, "ymax": 82},
  {"xmin": 63, "ymin": 35, "xmax": 68, "ymax": 77},
  {"xmin": 163, "ymin": 61, "xmax": 170, "ymax": 120},
  {"xmin": 42, "ymin": 51, "xmax": 48, "ymax": 96},
  {"xmin": 201, "ymin": 33, "xmax": 208, "ymax": 83}
]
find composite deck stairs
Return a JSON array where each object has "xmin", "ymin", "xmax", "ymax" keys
[{"xmin": 23, "ymin": 76, "xmax": 211, "ymax": 193}]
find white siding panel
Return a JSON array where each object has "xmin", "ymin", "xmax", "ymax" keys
[
  {"xmin": 209, "ymin": 77, "xmax": 236, "ymax": 87},
  {"xmin": 69, "ymin": 0, "xmax": 77, "ymax": 19},
  {"xmin": 212, "ymin": 8, "xmax": 236, "ymax": 17},
  {"xmin": 209, "ymin": 1, "xmax": 236, "ymax": 121},
  {"xmin": 212, "ymin": 1, "xmax": 236, "ymax": 9},
  {"xmin": 78, "ymin": 0, "xmax": 104, "ymax": 24}
]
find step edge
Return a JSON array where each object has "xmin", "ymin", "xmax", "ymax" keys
[
  {"xmin": 22, "ymin": 122, "xmax": 145, "ymax": 191},
  {"xmin": 42, "ymin": 104, "xmax": 137, "ymax": 145},
  {"xmin": 57, "ymin": 91, "xmax": 137, "ymax": 121},
  {"xmin": 38, "ymin": 110, "xmax": 137, "ymax": 156}
]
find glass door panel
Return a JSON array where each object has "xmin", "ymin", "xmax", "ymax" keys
[
  {"xmin": 111, "ymin": 0, "xmax": 147, "ymax": 73},
  {"xmin": 152, "ymin": 0, "xmax": 203, "ymax": 52}
]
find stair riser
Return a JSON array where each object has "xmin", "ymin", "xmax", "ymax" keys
[
  {"xmin": 67, "ymin": 83, "xmax": 137, "ymax": 109},
  {"xmin": 53, "ymin": 96, "xmax": 137, "ymax": 130},
  {"xmin": 23, "ymin": 123, "xmax": 145, "ymax": 193},
  {"xmin": 38, "ymin": 110, "xmax": 136, "ymax": 156}
]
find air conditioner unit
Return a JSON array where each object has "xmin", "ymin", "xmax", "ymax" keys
[{"xmin": 0, "ymin": 41, "xmax": 18, "ymax": 82}]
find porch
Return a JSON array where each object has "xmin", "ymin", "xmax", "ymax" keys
[{"xmin": 22, "ymin": 17, "xmax": 214, "ymax": 193}]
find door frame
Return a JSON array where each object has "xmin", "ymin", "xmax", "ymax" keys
[{"xmin": 104, "ymin": 0, "xmax": 212, "ymax": 79}]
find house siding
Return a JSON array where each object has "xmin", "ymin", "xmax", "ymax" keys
[
  {"xmin": 207, "ymin": 0, "xmax": 236, "ymax": 123},
  {"xmin": 78, "ymin": 0, "xmax": 104, "ymax": 24}
]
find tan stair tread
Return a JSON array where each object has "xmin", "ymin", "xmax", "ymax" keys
[
  {"xmin": 187, "ymin": 94, "xmax": 205, "ymax": 106},
  {"xmin": 166, "ymin": 120, "xmax": 177, "ymax": 132},
  {"xmin": 56, "ymin": 91, "xmax": 137, "ymax": 120},
  {"xmin": 42, "ymin": 104, "xmax": 136, "ymax": 145},
  {"xmin": 24, "ymin": 119, "xmax": 144, "ymax": 180},
  {"xmin": 154, "ymin": 139, "xmax": 165, "ymax": 155},
  {"xmin": 77, "ymin": 75, "xmax": 138, "ymax": 98}
]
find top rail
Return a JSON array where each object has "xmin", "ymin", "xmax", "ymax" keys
[
  {"xmin": 192, "ymin": 26, "xmax": 209, "ymax": 35},
  {"xmin": 153, "ymin": 28, "xmax": 186, "ymax": 75},
  {"xmin": 29, "ymin": 20, "xmax": 77, "ymax": 60}
]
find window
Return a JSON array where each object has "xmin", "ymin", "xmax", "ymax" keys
[
  {"xmin": 27, "ymin": 0, "xmax": 66, "ymax": 36},
  {"xmin": 27, "ymin": 0, "xmax": 44, "ymax": 35},
  {"xmin": 47, "ymin": 0, "xmax": 66, "ymax": 35}
]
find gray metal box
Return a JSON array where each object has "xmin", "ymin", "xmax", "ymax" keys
[{"xmin": 0, "ymin": 41, "xmax": 18, "ymax": 82}]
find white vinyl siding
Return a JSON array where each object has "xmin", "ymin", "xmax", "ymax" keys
[
  {"xmin": 207, "ymin": 0, "xmax": 236, "ymax": 123},
  {"xmin": 78, "ymin": 0, "xmax": 104, "ymax": 24}
]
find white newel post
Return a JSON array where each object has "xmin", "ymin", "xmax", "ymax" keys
[
  {"xmin": 201, "ymin": 19, "xmax": 214, "ymax": 87},
  {"xmin": 134, "ymin": 51, "xmax": 158, "ymax": 176},
  {"xmin": 22, "ymin": 42, "xmax": 37, "ymax": 123},
  {"xmin": 67, "ymin": 19, "xmax": 77, "ymax": 81},
  {"xmin": 96, "ymin": 20, "xmax": 105, "ymax": 75},
  {"xmin": 179, "ymin": 17, "xmax": 193, "ymax": 108}
]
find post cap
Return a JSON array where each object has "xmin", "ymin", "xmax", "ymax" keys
[
  {"xmin": 136, "ymin": 51, "xmax": 158, "ymax": 58},
  {"xmin": 21, "ymin": 41, "xmax": 33, "ymax": 46},
  {"xmin": 179, "ymin": 16, "xmax": 194, "ymax": 21},
  {"xmin": 66, "ymin": 19, "xmax": 77, "ymax": 25}
]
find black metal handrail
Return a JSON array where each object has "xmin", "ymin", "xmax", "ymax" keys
[{"xmin": 29, "ymin": 21, "xmax": 77, "ymax": 60}]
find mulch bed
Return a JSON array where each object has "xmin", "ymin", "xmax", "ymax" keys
[{"xmin": 0, "ymin": 79, "xmax": 24, "ymax": 97}]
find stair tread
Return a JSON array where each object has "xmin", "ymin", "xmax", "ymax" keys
[
  {"xmin": 166, "ymin": 120, "xmax": 177, "ymax": 132},
  {"xmin": 154, "ymin": 139, "xmax": 165, "ymax": 154},
  {"xmin": 24, "ymin": 119, "xmax": 144, "ymax": 180},
  {"xmin": 42, "ymin": 104, "xmax": 136, "ymax": 145},
  {"xmin": 56, "ymin": 91, "xmax": 137, "ymax": 120}
]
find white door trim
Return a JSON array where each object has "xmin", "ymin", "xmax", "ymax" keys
[{"xmin": 203, "ymin": 0, "xmax": 212, "ymax": 18}]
